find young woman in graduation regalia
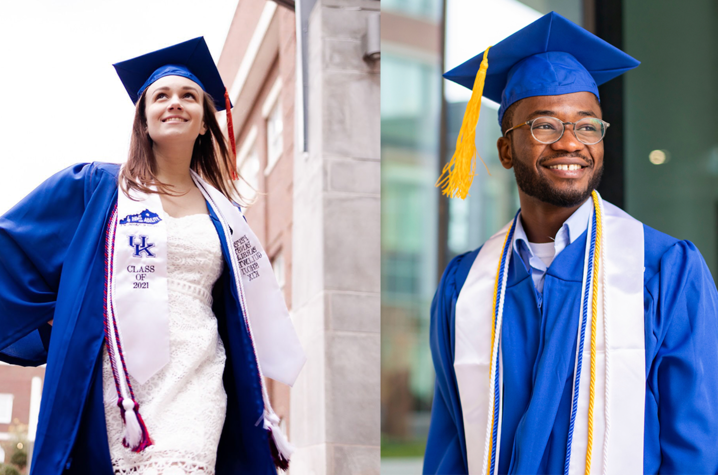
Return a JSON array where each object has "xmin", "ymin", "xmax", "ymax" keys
[{"xmin": 0, "ymin": 37, "xmax": 305, "ymax": 475}]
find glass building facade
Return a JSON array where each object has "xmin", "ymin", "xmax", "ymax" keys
[
  {"xmin": 624, "ymin": 0, "xmax": 718, "ymax": 278},
  {"xmin": 381, "ymin": 36, "xmax": 441, "ymax": 457},
  {"xmin": 380, "ymin": 2, "xmax": 442, "ymax": 466}
]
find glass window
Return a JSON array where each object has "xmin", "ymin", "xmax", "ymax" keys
[
  {"xmin": 381, "ymin": 50, "xmax": 440, "ymax": 459},
  {"xmin": 382, "ymin": 0, "xmax": 442, "ymax": 21},
  {"xmin": 272, "ymin": 252, "xmax": 285, "ymax": 290},
  {"xmin": 239, "ymin": 146, "xmax": 260, "ymax": 202},
  {"xmin": 266, "ymin": 100, "xmax": 284, "ymax": 174},
  {"xmin": 382, "ymin": 54, "xmax": 435, "ymax": 120},
  {"xmin": 0, "ymin": 393, "xmax": 13, "ymax": 424},
  {"xmin": 28, "ymin": 376, "xmax": 42, "ymax": 442}
]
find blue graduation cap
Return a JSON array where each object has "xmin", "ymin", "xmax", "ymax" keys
[
  {"xmin": 437, "ymin": 12, "xmax": 640, "ymax": 199},
  {"xmin": 113, "ymin": 37, "xmax": 230, "ymax": 112}
]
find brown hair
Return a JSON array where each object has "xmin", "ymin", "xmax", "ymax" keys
[{"xmin": 120, "ymin": 89, "xmax": 245, "ymax": 203}]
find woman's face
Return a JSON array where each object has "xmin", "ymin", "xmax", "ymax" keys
[{"xmin": 144, "ymin": 75, "xmax": 207, "ymax": 147}]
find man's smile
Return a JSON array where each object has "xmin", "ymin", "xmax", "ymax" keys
[
  {"xmin": 547, "ymin": 164, "xmax": 582, "ymax": 170},
  {"xmin": 539, "ymin": 156, "xmax": 591, "ymax": 180}
]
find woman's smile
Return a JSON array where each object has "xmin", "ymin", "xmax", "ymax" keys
[{"xmin": 161, "ymin": 115, "xmax": 188, "ymax": 123}]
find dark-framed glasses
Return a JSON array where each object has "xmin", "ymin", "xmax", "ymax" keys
[{"xmin": 504, "ymin": 116, "xmax": 610, "ymax": 145}]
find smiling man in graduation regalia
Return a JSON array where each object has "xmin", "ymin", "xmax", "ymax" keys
[{"xmin": 425, "ymin": 12, "xmax": 718, "ymax": 475}]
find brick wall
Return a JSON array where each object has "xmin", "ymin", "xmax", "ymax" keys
[
  {"xmin": 0, "ymin": 365, "xmax": 44, "ymax": 433},
  {"xmin": 0, "ymin": 363, "xmax": 44, "ymax": 471},
  {"xmin": 219, "ymin": 0, "xmax": 297, "ymax": 435}
]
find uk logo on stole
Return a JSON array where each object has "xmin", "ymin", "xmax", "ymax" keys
[
  {"xmin": 129, "ymin": 236, "xmax": 156, "ymax": 258},
  {"xmin": 119, "ymin": 209, "xmax": 161, "ymax": 258}
]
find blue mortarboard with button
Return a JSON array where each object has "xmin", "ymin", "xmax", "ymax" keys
[
  {"xmin": 113, "ymin": 37, "xmax": 237, "ymax": 177},
  {"xmin": 113, "ymin": 37, "xmax": 230, "ymax": 111},
  {"xmin": 437, "ymin": 11, "xmax": 640, "ymax": 199}
]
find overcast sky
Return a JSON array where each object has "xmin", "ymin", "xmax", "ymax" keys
[
  {"xmin": 0, "ymin": 0, "xmax": 238, "ymax": 213},
  {"xmin": 445, "ymin": 0, "xmax": 541, "ymax": 104}
]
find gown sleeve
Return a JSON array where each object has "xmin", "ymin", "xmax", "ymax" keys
[
  {"xmin": 644, "ymin": 240, "xmax": 718, "ymax": 473},
  {"xmin": 424, "ymin": 250, "xmax": 479, "ymax": 475},
  {"xmin": 0, "ymin": 163, "xmax": 95, "ymax": 366}
]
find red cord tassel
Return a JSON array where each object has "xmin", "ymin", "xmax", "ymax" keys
[
  {"xmin": 224, "ymin": 89, "xmax": 238, "ymax": 180},
  {"xmin": 130, "ymin": 410, "xmax": 153, "ymax": 453},
  {"xmin": 118, "ymin": 398, "xmax": 153, "ymax": 452},
  {"xmin": 268, "ymin": 430, "xmax": 290, "ymax": 471}
]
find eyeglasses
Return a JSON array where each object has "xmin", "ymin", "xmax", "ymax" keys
[{"xmin": 504, "ymin": 116, "xmax": 610, "ymax": 145}]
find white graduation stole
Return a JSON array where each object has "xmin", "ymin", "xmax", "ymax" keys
[
  {"xmin": 114, "ymin": 187, "xmax": 170, "ymax": 384},
  {"xmin": 190, "ymin": 169, "xmax": 306, "ymax": 388},
  {"xmin": 454, "ymin": 197, "xmax": 645, "ymax": 474},
  {"xmin": 114, "ymin": 172, "xmax": 306, "ymax": 386}
]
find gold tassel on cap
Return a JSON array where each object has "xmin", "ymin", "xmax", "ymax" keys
[{"xmin": 436, "ymin": 46, "xmax": 491, "ymax": 199}]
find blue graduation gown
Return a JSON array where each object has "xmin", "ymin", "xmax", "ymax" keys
[
  {"xmin": 0, "ymin": 162, "xmax": 278, "ymax": 474},
  {"xmin": 424, "ymin": 224, "xmax": 718, "ymax": 474}
]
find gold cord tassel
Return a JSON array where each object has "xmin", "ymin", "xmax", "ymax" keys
[{"xmin": 436, "ymin": 46, "xmax": 491, "ymax": 199}]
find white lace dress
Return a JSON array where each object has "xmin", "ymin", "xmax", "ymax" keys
[{"xmin": 103, "ymin": 213, "xmax": 227, "ymax": 475}]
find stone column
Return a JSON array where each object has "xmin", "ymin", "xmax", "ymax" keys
[{"xmin": 290, "ymin": 0, "xmax": 380, "ymax": 474}]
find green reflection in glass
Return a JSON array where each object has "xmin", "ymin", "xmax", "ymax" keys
[
  {"xmin": 381, "ymin": 52, "xmax": 440, "ymax": 453},
  {"xmin": 382, "ymin": 0, "xmax": 442, "ymax": 21}
]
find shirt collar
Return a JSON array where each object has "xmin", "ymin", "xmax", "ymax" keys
[
  {"xmin": 513, "ymin": 197, "xmax": 594, "ymax": 259},
  {"xmin": 562, "ymin": 197, "xmax": 594, "ymax": 244}
]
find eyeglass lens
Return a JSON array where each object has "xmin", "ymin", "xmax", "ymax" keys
[{"xmin": 530, "ymin": 117, "xmax": 606, "ymax": 145}]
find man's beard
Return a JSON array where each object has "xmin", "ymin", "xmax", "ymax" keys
[{"xmin": 512, "ymin": 153, "xmax": 603, "ymax": 208}]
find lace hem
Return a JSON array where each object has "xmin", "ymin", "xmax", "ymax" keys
[{"xmin": 112, "ymin": 451, "xmax": 214, "ymax": 475}]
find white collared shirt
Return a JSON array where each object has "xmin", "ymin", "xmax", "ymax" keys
[{"xmin": 513, "ymin": 198, "xmax": 593, "ymax": 295}]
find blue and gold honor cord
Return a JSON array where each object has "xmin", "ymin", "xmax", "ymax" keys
[
  {"xmin": 486, "ymin": 210, "xmax": 519, "ymax": 475},
  {"xmin": 487, "ymin": 191, "xmax": 602, "ymax": 475}
]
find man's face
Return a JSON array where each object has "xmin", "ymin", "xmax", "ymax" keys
[{"xmin": 497, "ymin": 91, "xmax": 604, "ymax": 208}]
